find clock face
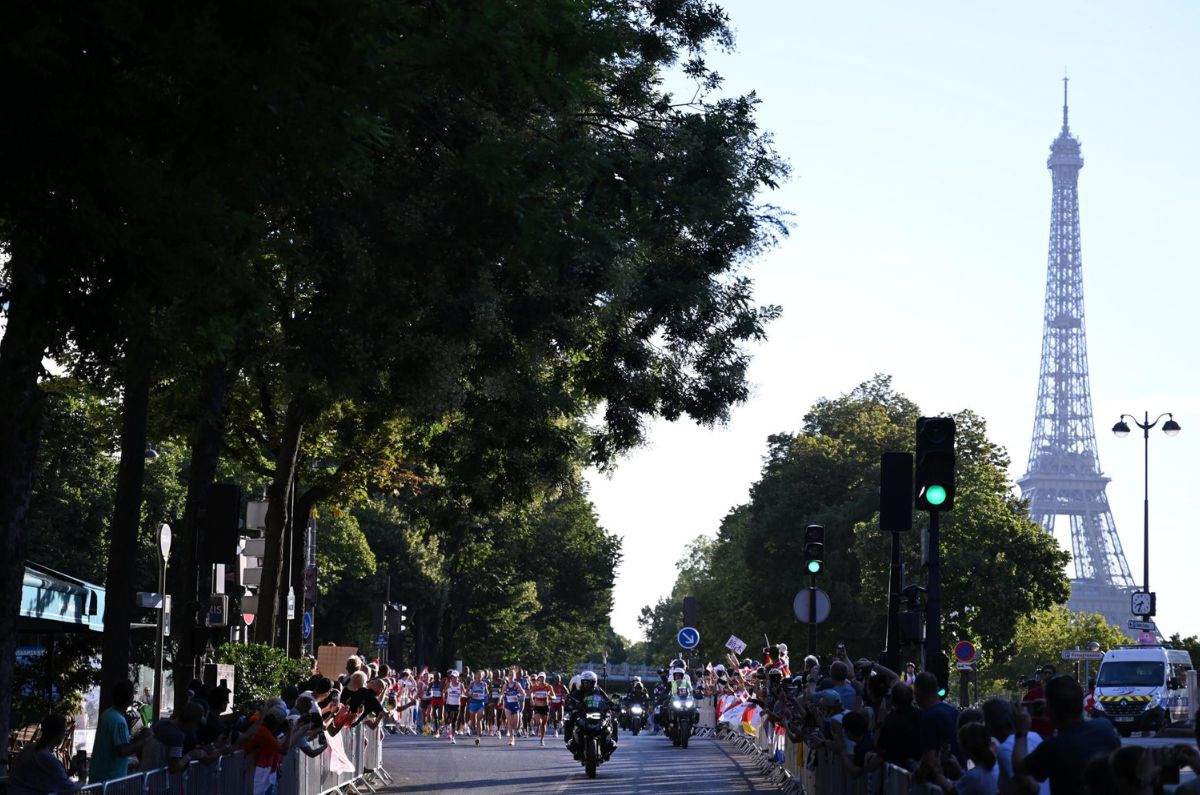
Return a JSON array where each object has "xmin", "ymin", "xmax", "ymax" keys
[{"xmin": 1132, "ymin": 593, "xmax": 1153, "ymax": 614}]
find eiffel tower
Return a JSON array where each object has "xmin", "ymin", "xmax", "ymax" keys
[{"xmin": 1018, "ymin": 79, "xmax": 1137, "ymax": 629}]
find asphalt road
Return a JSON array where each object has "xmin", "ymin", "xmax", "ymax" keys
[{"xmin": 378, "ymin": 729, "xmax": 778, "ymax": 794}]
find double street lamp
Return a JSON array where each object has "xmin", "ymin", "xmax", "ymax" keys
[{"xmin": 1111, "ymin": 412, "xmax": 1180, "ymax": 617}]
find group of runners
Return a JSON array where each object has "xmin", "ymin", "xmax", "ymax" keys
[{"xmin": 411, "ymin": 667, "xmax": 568, "ymax": 746}]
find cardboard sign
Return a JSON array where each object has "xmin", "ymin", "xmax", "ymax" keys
[
  {"xmin": 316, "ymin": 644, "xmax": 360, "ymax": 677},
  {"xmin": 725, "ymin": 635, "xmax": 747, "ymax": 655}
]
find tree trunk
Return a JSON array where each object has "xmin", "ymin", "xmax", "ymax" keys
[
  {"xmin": 172, "ymin": 360, "xmax": 233, "ymax": 713},
  {"xmin": 254, "ymin": 403, "xmax": 304, "ymax": 645},
  {"xmin": 99, "ymin": 350, "xmax": 152, "ymax": 710},
  {"xmin": 0, "ymin": 257, "xmax": 55, "ymax": 774}
]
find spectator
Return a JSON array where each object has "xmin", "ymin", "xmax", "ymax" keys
[
  {"xmin": 817, "ymin": 689, "xmax": 847, "ymax": 727},
  {"xmin": 146, "ymin": 701, "xmax": 207, "ymax": 773},
  {"xmin": 89, "ymin": 681, "xmax": 150, "ymax": 784},
  {"xmin": 1108, "ymin": 746, "xmax": 1156, "ymax": 795},
  {"xmin": 831, "ymin": 710, "xmax": 876, "ymax": 775},
  {"xmin": 342, "ymin": 670, "xmax": 386, "ymax": 728},
  {"xmin": 914, "ymin": 671, "xmax": 962, "ymax": 768},
  {"xmin": 828, "ymin": 660, "xmax": 861, "ymax": 711},
  {"xmin": 902, "ymin": 662, "xmax": 917, "ymax": 686},
  {"xmin": 7, "ymin": 714, "xmax": 79, "ymax": 794},
  {"xmin": 1013, "ymin": 674, "xmax": 1120, "ymax": 795},
  {"xmin": 1021, "ymin": 666, "xmax": 1054, "ymax": 739},
  {"xmin": 874, "ymin": 682, "xmax": 922, "ymax": 769},
  {"xmin": 942, "ymin": 721, "xmax": 999, "ymax": 794},
  {"xmin": 240, "ymin": 706, "xmax": 304, "ymax": 795},
  {"xmin": 280, "ymin": 685, "xmax": 300, "ymax": 716},
  {"xmin": 983, "ymin": 697, "xmax": 1047, "ymax": 795},
  {"xmin": 1163, "ymin": 709, "xmax": 1200, "ymax": 794}
]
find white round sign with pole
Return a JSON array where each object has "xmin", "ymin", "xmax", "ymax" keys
[{"xmin": 793, "ymin": 587, "xmax": 831, "ymax": 624}]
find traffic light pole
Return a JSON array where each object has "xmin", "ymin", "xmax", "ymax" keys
[
  {"xmin": 807, "ymin": 574, "xmax": 817, "ymax": 657},
  {"xmin": 883, "ymin": 530, "xmax": 903, "ymax": 670},
  {"xmin": 924, "ymin": 509, "xmax": 946, "ymax": 691}
]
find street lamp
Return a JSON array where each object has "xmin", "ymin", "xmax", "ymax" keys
[
  {"xmin": 1112, "ymin": 412, "xmax": 1180, "ymax": 617},
  {"xmin": 154, "ymin": 524, "xmax": 172, "ymax": 720}
]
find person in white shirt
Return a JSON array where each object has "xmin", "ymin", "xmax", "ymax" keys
[{"xmin": 983, "ymin": 697, "xmax": 1048, "ymax": 795}]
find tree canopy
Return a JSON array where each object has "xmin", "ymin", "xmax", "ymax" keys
[
  {"xmin": 0, "ymin": 0, "xmax": 786, "ymax": 730},
  {"xmin": 639, "ymin": 376, "xmax": 1072, "ymax": 679}
]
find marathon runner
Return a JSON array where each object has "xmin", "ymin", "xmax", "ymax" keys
[
  {"xmin": 487, "ymin": 670, "xmax": 503, "ymax": 737},
  {"xmin": 502, "ymin": 669, "xmax": 527, "ymax": 747},
  {"xmin": 428, "ymin": 672, "xmax": 444, "ymax": 735},
  {"xmin": 442, "ymin": 670, "xmax": 463, "ymax": 743},
  {"xmin": 466, "ymin": 671, "xmax": 489, "ymax": 745},
  {"xmin": 548, "ymin": 674, "xmax": 567, "ymax": 737},
  {"xmin": 518, "ymin": 667, "xmax": 533, "ymax": 735},
  {"xmin": 528, "ymin": 673, "xmax": 553, "ymax": 746}
]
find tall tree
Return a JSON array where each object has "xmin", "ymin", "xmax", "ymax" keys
[{"xmin": 640, "ymin": 376, "xmax": 1071, "ymax": 670}]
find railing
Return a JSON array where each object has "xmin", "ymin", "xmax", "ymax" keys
[
  {"xmin": 78, "ymin": 723, "xmax": 390, "ymax": 795},
  {"xmin": 717, "ymin": 715, "xmax": 943, "ymax": 795}
]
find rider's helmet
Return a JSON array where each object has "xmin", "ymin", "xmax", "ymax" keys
[
  {"xmin": 579, "ymin": 670, "xmax": 598, "ymax": 695},
  {"xmin": 670, "ymin": 666, "xmax": 685, "ymax": 681},
  {"xmin": 670, "ymin": 658, "xmax": 685, "ymax": 670},
  {"xmin": 631, "ymin": 676, "xmax": 642, "ymax": 685}
]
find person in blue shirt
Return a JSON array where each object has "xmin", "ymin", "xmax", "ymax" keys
[
  {"xmin": 89, "ymin": 681, "xmax": 149, "ymax": 784},
  {"xmin": 914, "ymin": 671, "xmax": 962, "ymax": 769},
  {"xmin": 1013, "ymin": 675, "xmax": 1121, "ymax": 795},
  {"xmin": 8, "ymin": 714, "xmax": 79, "ymax": 794}
]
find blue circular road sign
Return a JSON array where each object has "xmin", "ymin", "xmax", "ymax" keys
[
  {"xmin": 677, "ymin": 627, "xmax": 700, "ymax": 650},
  {"xmin": 301, "ymin": 611, "xmax": 313, "ymax": 639}
]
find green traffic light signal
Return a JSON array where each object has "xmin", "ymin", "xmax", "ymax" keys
[
  {"xmin": 806, "ymin": 560, "xmax": 822, "ymax": 574},
  {"xmin": 925, "ymin": 484, "xmax": 947, "ymax": 506}
]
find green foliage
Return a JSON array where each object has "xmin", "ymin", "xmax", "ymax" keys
[
  {"xmin": 214, "ymin": 643, "xmax": 311, "ymax": 709},
  {"xmin": 314, "ymin": 508, "xmax": 376, "ymax": 597},
  {"xmin": 992, "ymin": 606, "xmax": 1129, "ymax": 690},
  {"xmin": 640, "ymin": 376, "xmax": 1072, "ymax": 677},
  {"xmin": 11, "ymin": 635, "xmax": 100, "ymax": 729}
]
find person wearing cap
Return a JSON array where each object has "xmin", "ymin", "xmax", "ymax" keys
[
  {"xmin": 441, "ymin": 670, "xmax": 464, "ymax": 743},
  {"xmin": 818, "ymin": 689, "xmax": 848, "ymax": 726}
]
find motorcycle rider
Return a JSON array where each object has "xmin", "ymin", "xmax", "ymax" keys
[
  {"xmin": 666, "ymin": 664, "xmax": 699, "ymax": 736},
  {"xmin": 563, "ymin": 671, "xmax": 617, "ymax": 760},
  {"xmin": 621, "ymin": 676, "xmax": 650, "ymax": 730},
  {"xmin": 651, "ymin": 668, "xmax": 671, "ymax": 734}
]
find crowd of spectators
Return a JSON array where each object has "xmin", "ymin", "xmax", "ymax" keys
[{"xmin": 694, "ymin": 642, "xmax": 1200, "ymax": 795}]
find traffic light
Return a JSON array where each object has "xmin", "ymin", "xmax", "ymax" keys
[
  {"xmin": 880, "ymin": 452, "xmax": 914, "ymax": 532},
  {"xmin": 386, "ymin": 603, "xmax": 407, "ymax": 633},
  {"xmin": 803, "ymin": 524, "xmax": 824, "ymax": 575},
  {"xmin": 915, "ymin": 417, "xmax": 955, "ymax": 511}
]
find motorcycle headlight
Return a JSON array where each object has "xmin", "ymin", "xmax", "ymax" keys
[
  {"xmin": 685, "ymin": 699, "xmax": 695, "ymax": 708},
  {"xmin": 630, "ymin": 706, "xmax": 643, "ymax": 714},
  {"xmin": 672, "ymin": 699, "xmax": 683, "ymax": 709},
  {"xmin": 586, "ymin": 712, "xmax": 602, "ymax": 720}
]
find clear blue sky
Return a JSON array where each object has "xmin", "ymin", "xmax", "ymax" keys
[{"xmin": 589, "ymin": 1, "xmax": 1200, "ymax": 645}]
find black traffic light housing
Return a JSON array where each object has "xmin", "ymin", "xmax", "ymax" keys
[
  {"xmin": 803, "ymin": 524, "xmax": 824, "ymax": 575},
  {"xmin": 915, "ymin": 417, "xmax": 955, "ymax": 511}
]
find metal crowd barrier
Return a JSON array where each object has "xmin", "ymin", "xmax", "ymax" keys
[
  {"xmin": 77, "ymin": 724, "xmax": 390, "ymax": 795},
  {"xmin": 718, "ymin": 719, "xmax": 943, "ymax": 795}
]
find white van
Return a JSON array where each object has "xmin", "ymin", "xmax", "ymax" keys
[{"xmin": 1091, "ymin": 645, "xmax": 1193, "ymax": 736}]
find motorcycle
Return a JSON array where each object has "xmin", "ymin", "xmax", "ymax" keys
[
  {"xmin": 620, "ymin": 698, "xmax": 646, "ymax": 736},
  {"xmin": 666, "ymin": 687, "xmax": 697, "ymax": 748},
  {"xmin": 573, "ymin": 695, "xmax": 617, "ymax": 778}
]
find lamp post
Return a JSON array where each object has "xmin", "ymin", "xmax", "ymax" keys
[
  {"xmin": 154, "ymin": 523, "xmax": 172, "ymax": 720},
  {"xmin": 1112, "ymin": 412, "xmax": 1180, "ymax": 615}
]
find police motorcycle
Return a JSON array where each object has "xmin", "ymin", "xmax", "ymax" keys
[
  {"xmin": 664, "ymin": 664, "xmax": 699, "ymax": 749},
  {"xmin": 619, "ymin": 677, "xmax": 650, "ymax": 736},
  {"xmin": 566, "ymin": 671, "xmax": 619, "ymax": 778}
]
